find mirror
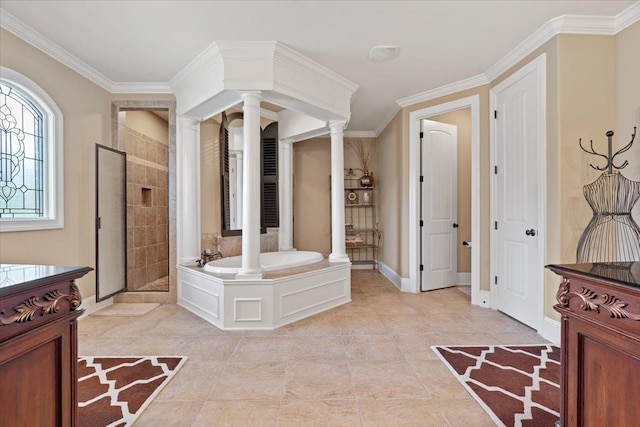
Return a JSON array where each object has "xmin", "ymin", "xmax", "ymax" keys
[{"xmin": 219, "ymin": 111, "xmax": 279, "ymax": 236}]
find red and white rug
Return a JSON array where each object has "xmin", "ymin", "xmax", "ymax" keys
[
  {"xmin": 432, "ymin": 345, "xmax": 560, "ymax": 427},
  {"xmin": 78, "ymin": 356, "xmax": 187, "ymax": 427}
]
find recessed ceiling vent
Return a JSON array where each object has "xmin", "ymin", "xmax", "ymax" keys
[{"xmin": 368, "ymin": 45, "xmax": 399, "ymax": 62}]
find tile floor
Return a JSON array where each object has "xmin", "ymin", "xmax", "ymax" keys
[{"xmin": 78, "ymin": 270, "xmax": 549, "ymax": 426}]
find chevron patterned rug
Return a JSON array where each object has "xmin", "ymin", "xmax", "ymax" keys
[
  {"xmin": 78, "ymin": 356, "xmax": 187, "ymax": 427},
  {"xmin": 432, "ymin": 345, "xmax": 560, "ymax": 427}
]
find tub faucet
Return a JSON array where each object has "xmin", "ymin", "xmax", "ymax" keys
[{"xmin": 196, "ymin": 250, "xmax": 224, "ymax": 267}]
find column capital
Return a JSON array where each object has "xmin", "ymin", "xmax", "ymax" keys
[
  {"xmin": 329, "ymin": 120, "xmax": 347, "ymax": 133},
  {"xmin": 240, "ymin": 91, "xmax": 263, "ymax": 103},
  {"xmin": 179, "ymin": 116, "xmax": 200, "ymax": 130},
  {"xmin": 280, "ymin": 138, "xmax": 294, "ymax": 148}
]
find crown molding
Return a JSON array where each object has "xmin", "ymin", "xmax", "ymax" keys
[
  {"xmin": 372, "ymin": 103, "xmax": 402, "ymax": 137},
  {"xmin": 344, "ymin": 131, "xmax": 377, "ymax": 138},
  {"xmin": 397, "ymin": 74, "xmax": 489, "ymax": 108},
  {"xmin": 0, "ymin": 9, "xmax": 114, "ymax": 92},
  {"xmin": 111, "ymin": 82, "xmax": 173, "ymax": 94},
  {"xmin": 615, "ymin": 1, "xmax": 640, "ymax": 32}
]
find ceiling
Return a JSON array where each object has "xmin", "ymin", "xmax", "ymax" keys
[{"xmin": 0, "ymin": 1, "xmax": 634, "ymax": 132}]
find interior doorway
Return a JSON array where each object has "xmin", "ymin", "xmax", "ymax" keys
[
  {"xmin": 111, "ymin": 101, "xmax": 176, "ymax": 296},
  {"xmin": 409, "ymin": 96, "xmax": 481, "ymax": 304}
]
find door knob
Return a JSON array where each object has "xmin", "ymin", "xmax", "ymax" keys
[
  {"xmin": 525, "ymin": 229, "xmax": 537, "ymax": 236},
  {"xmin": 453, "ymin": 223, "xmax": 459, "ymax": 228}
]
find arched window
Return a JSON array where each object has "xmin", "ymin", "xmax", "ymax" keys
[{"xmin": 0, "ymin": 67, "xmax": 63, "ymax": 232}]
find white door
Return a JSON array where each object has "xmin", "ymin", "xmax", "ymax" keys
[
  {"xmin": 492, "ymin": 56, "xmax": 544, "ymax": 330},
  {"xmin": 421, "ymin": 120, "xmax": 458, "ymax": 291}
]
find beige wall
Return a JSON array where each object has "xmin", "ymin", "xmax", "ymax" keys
[
  {"xmin": 377, "ymin": 113, "xmax": 404, "ymax": 275},
  {"xmin": 124, "ymin": 110, "xmax": 169, "ymax": 145},
  {"xmin": 0, "ymin": 29, "xmax": 111, "ymax": 298},
  {"xmin": 428, "ymin": 109, "xmax": 472, "ymax": 272},
  {"xmin": 616, "ymin": 22, "xmax": 640, "ymax": 223},
  {"xmin": 200, "ymin": 119, "xmax": 221, "ymax": 236},
  {"xmin": 293, "ymin": 138, "xmax": 332, "ymax": 254},
  {"xmin": 0, "ymin": 29, "xmax": 175, "ymax": 299},
  {"xmin": 292, "ymin": 137, "xmax": 377, "ymax": 255}
]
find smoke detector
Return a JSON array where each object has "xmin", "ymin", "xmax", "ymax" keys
[{"xmin": 368, "ymin": 45, "xmax": 399, "ymax": 62}]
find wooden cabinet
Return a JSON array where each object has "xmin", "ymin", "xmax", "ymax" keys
[
  {"xmin": 0, "ymin": 264, "xmax": 91, "ymax": 427},
  {"xmin": 547, "ymin": 262, "xmax": 640, "ymax": 427}
]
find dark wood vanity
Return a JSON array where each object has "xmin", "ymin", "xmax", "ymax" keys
[
  {"xmin": 0, "ymin": 264, "xmax": 91, "ymax": 427},
  {"xmin": 547, "ymin": 262, "xmax": 640, "ymax": 426}
]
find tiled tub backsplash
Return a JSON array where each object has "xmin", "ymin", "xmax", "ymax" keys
[{"xmin": 201, "ymin": 228, "xmax": 279, "ymax": 258}]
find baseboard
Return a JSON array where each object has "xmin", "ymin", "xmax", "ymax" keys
[
  {"xmin": 457, "ymin": 272, "xmax": 471, "ymax": 284},
  {"xmin": 378, "ymin": 262, "xmax": 403, "ymax": 290},
  {"xmin": 79, "ymin": 295, "xmax": 113, "ymax": 319},
  {"xmin": 350, "ymin": 264, "xmax": 375, "ymax": 270},
  {"xmin": 540, "ymin": 316, "xmax": 561, "ymax": 344}
]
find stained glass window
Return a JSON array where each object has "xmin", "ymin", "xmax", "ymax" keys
[{"xmin": 0, "ymin": 83, "xmax": 44, "ymax": 218}]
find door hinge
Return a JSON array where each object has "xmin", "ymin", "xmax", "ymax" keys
[
  {"xmin": 494, "ymin": 110, "xmax": 498, "ymax": 119},
  {"xmin": 494, "ymin": 276, "xmax": 498, "ymax": 285},
  {"xmin": 494, "ymin": 221, "xmax": 498, "ymax": 230},
  {"xmin": 419, "ymin": 131, "xmax": 424, "ymax": 139},
  {"xmin": 494, "ymin": 165, "xmax": 498, "ymax": 175},
  {"xmin": 96, "ymin": 217, "xmax": 101, "ymax": 230},
  {"xmin": 420, "ymin": 175, "xmax": 424, "ymax": 183},
  {"xmin": 420, "ymin": 220, "xmax": 424, "ymax": 227},
  {"xmin": 420, "ymin": 264, "xmax": 424, "ymax": 271}
]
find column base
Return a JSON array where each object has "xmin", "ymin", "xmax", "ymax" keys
[
  {"xmin": 328, "ymin": 253, "xmax": 351, "ymax": 263},
  {"xmin": 236, "ymin": 271, "xmax": 264, "ymax": 280},
  {"xmin": 278, "ymin": 247, "xmax": 297, "ymax": 252}
]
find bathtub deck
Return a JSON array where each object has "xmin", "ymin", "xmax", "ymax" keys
[{"xmin": 176, "ymin": 260, "xmax": 351, "ymax": 330}]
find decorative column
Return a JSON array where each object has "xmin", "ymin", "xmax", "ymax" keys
[
  {"xmin": 236, "ymin": 151, "xmax": 243, "ymax": 227},
  {"xmin": 279, "ymin": 138, "xmax": 295, "ymax": 251},
  {"xmin": 329, "ymin": 121, "xmax": 350, "ymax": 263},
  {"xmin": 237, "ymin": 91, "xmax": 263, "ymax": 278},
  {"xmin": 178, "ymin": 117, "xmax": 201, "ymax": 264}
]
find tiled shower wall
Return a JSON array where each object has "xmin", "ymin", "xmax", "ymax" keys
[{"xmin": 125, "ymin": 127, "xmax": 169, "ymax": 290}]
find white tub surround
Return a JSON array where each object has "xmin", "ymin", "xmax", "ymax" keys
[
  {"xmin": 171, "ymin": 41, "xmax": 358, "ymax": 329},
  {"xmin": 177, "ymin": 117, "xmax": 201, "ymax": 264},
  {"xmin": 238, "ymin": 91, "xmax": 264, "ymax": 279},
  {"xmin": 177, "ymin": 262, "xmax": 351, "ymax": 330},
  {"xmin": 329, "ymin": 121, "xmax": 350, "ymax": 263},
  {"xmin": 205, "ymin": 251, "xmax": 323, "ymax": 274},
  {"xmin": 278, "ymin": 138, "xmax": 294, "ymax": 251}
]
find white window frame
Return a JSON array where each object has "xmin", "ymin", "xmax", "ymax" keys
[{"xmin": 0, "ymin": 66, "xmax": 64, "ymax": 232}]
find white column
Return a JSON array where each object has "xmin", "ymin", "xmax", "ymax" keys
[
  {"xmin": 237, "ymin": 91, "xmax": 263, "ymax": 278},
  {"xmin": 329, "ymin": 121, "xmax": 350, "ymax": 263},
  {"xmin": 177, "ymin": 117, "xmax": 201, "ymax": 264},
  {"xmin": 278, "ymin": 138, "xmax": 295, "ymax": 251},
  {"xmin": 236, "ymin": 151, "xmax": 243, "ymax": 227}
]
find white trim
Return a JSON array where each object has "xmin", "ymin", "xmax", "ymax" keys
[
  {"xmin": 0, "ymin": 10, "xmax": 113, "ymax": 91},
  {"xmin": 344, "ymin": 131, "xmax": 377, "ymax": 138},
  {"xmin": 378, "ymin": 262, "xmax": 403, "ymax": 290},
  {"xmin": 457, "ymin": 272, "xmax": 471, "ymax": 285},
  {"xmin": 489, "ymin": 53, "xmax": 547, "ymax": 332},
  {"xmin": 408, "ymin": 95, "xmax": 481, "ymax": 302},
  {"xmin": 475, "ymin": 290, "xmax": 491, "ymax": 308},
  {"xmin": 540, "ymin": 316, "xmax": 561, "ymax": 344},
  {"xmin": 110, "ymin": 82, "xmax": 172, "ymax": 94},
  {"xmin": 78, "ymin": 295, "xmax": 114, "ymax": 319},
  {"xmin": 0, "ymin": 66, "xmax": 64, "ymax": 232},
  {"xmin": 397, "ymin": 74, "xmax": 489, "ymax": 108},
  {"xmin": 372, "ymin": 103, "xmax": 402, "ymax": 138},
  {"xmin": 615, "ymin": 1, "xmax": 640, "ymax": 33}
]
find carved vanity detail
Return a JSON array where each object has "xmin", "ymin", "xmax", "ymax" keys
[
  {"xmin": 0, "ymin": 264, "xmax": 91, "ymax": 427},
  {"xmin": 547, "ymin": 262, "xmax": 640, "ymax": 427}
]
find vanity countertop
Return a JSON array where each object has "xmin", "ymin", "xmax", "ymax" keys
[
  {"xmin": 546, "ymin": 262, "xmax": 640, "ymax": 290},
  {"xmin": 0, "ymin": 264, "xmax": 92, "ymax": 297}
]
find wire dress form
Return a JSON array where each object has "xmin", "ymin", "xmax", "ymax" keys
[{"xmin": 577, "ymin": 128, "xmax": 640, "ymax": 263}]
